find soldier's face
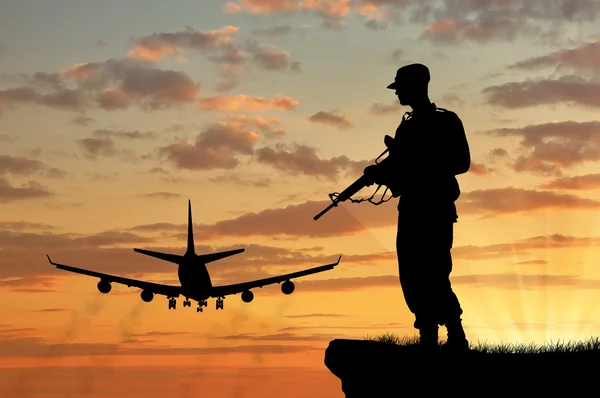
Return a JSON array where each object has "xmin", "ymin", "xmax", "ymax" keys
[
  {"xmin": 395, "ymin": 90, "xmax": 408, "ymax": 105},
  {"xmin": 394, "ymin": 85, "xmax": 413, "ymax": 106},
  {"xmin": 393, "ymin": 82, "xmax": 422, "ymax": 105}
]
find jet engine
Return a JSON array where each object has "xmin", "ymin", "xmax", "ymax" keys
[
  {"xmin": 141, "ymin": 290, "xmax": 154, "ymax": 302},
  {"xmin": 241, "ymin": 290, "xmax": 254, "ymax": 303},
  {"xmin": 281, "ymin": 280, "xmax": 294, "ymax": 295},
  {"xmin": 97, "ymin": 280, "xmax": 111, "ymax": 294}
]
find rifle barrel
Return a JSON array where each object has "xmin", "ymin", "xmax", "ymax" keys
[{"xmin": 313, "ymin": 201, "xmax": 337, "ymax": 220}]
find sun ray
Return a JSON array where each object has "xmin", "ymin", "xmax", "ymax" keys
[{"xmin": 509, "ymin": 232, "xmax": 529, "ymax": 343}]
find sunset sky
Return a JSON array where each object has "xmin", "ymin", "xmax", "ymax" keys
[{"xmin": 2, "ymin": 0, "xmax": 600, "ymax": 396}]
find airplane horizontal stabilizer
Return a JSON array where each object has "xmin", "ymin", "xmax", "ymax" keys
[
  {"xmin": 197, "ymin": 248, "xmax": 245, "ymax": 264},
  {"xmin": 133, "ymin": 248, "xmax": 184, "ymax": 264}
]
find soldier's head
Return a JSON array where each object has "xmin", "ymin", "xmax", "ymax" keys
[{"xmin": 386, "ymin": 63, "xmax": 430, "ymax": 106}]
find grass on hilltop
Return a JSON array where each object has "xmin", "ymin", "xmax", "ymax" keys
[{"xmin": 364, "ymin": 331, "xmax": 600, "ymax": 354}]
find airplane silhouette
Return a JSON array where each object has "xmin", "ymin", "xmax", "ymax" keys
[{"xmin": 47, "ymin": 200, "xmax": 341, "ymax": 312}]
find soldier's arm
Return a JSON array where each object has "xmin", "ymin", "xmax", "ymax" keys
[
  {"xmin": 362, "ymin": 137, "xmax": 402, "ymax": 189},
  {"xmin": 447, "ymin": 112, "xmax": 470, "ymax": 175}
]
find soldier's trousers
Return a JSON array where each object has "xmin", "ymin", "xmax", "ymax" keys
[{"xmin": 396, "ymin": 211, "xmax": 463, "ymax": 330}]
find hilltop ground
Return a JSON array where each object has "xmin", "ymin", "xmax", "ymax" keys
[{"xmin": 324, "ymin": 333, "xmax": 600, "ymax": 397}]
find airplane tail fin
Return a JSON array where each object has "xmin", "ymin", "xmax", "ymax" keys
[
  {"xmin": 185, "ymin": 199, "xmax": 245, "ymax": 263},
  {"xmin": 186, "ymin": 199, "xmax": 195, "ymax": 256},
  {"xmin": 133, "ymin": 199, "xmax": 244, "ymax": 265},
  {"xmin": 132, "ymin": 200, "xmax": 194, "ymax": 264}
]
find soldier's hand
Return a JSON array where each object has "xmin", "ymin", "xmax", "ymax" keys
[
  {"xmin": 384, "ymin": 135, "xmax": 394, "ymax": 148},
  {"xmin": 363, "ymin": 164, "xmax": 378, "ymax": 175},
  {"xmin": 363, "ymin": 165, "xmax": 379, "ymax": 186}
]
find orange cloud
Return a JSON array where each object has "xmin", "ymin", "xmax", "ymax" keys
[
  {"xmin": 481, "ymin": 121, "xmax": 600, "ymax": 176},
  {"xmin": 252, "ymin": 25, "xmax": 294, "ymax": 37},
  {"xmin": 0, "ymin": 132, "xmax": 16, "ymax": 142},
  {"xmin": 76, "ymin": 137, "xmax": 129, "ymax": 160},
  {"xmin": 417, "ymin": 1, "xmax": 600, "ymax": 44},
  {"xmin": 482, "ymin": 76, "xmax": 600, "ymax": 109},
  {"xmin": 124, "ymin": 27, "xmax": 300, "ymax": 95},
  {"xmin": 207, "ymin": 174, "xmax": 273, "ymax": 188},
  {"xmin": 0, "ymin": 178, "xmax": 54, "ymax": 203},
  {"xmin": 489, "ymin": 147, "xmax": 509, "ymax": 159},
  {"xmin": 420, "ymin": 18, "xmax": 520, "ymax": 44},
  {"xmin": 92, "ymin": 129, "xmax": 157, "ymax": 140},
  {"xmin": 221, "ymin": 0, "xmax": 389, "ymax": 30},
  {"xmin": 137, "ymin": 192, "xmax": 182, "ymax": 200},
  {"xmin": 198, "ymin": 94, "xmax": 299, "ymax": 112},
  {"xmin": 0, "ymin": 86, "xmax": 86, "ymax": 114},
  {"xmin": 158, "ymin": 117, "xmax": 261, "ymax": 170},
  {"xmin": 538, "ymin": 174, "xmax": 600, "ymax": 190},
  {"xmin": 469, "ymin": 161, "xmax": 495, "ymax": 176},
  {"xmin": 308, "ymin": 110, "xmax": 354, "ymax": 129},
  {"xmin": 222, "ymin": 114, "xmax": 285, "ymax": 138},
  {"xmin": 0, "ymin": 275, "xmax": 58, "ymax": 292},
  {"xmin": 0, "ymin": 155, "xmax": 66, "ymax": 179},
  {"xmin": 0, "ymin": 221, "xmax": 55, "ymax": 231},
  {"xmin": 225, "ymin": 0, "xmax": 363, "ymax": 22},
  {"xmin": 457, "ymin": 187, "xmax": 600, "ymax": 218},
  {"xmin": 224, "ymin": 0, "xmax": 300, "ymax": 14},
  {"xmin": 369, "ymin": 102, "xmax": 401, "ymax": 115},
  {"xmin": 0, "ymin": 58, "xmax": 201, "ymax": 115},
  {"xmin": 97, "ymin": 88, "xmax": 130, "ymax": 110},
  {"xmin": 71, "ymin": 115, "xmax": 94, "ymax": 126},
  {"xmin": 245, "ymin": 37, "xmax": 294, "ymax": 70},
  {"xmin": 127, "ymin": 26, "xmax": 240, "ymax": 61},
  {"xmin": 509, "ymin": 39, "xmax": 600, "ymax": 74},
  {"xmin": 221, "ymin": 0, "xmax": 600, "ymax": 42},
  {"xmin": 128, "ymin": 44, "xmax": 177, "ymax": 61},
  {"xmin": 254, "ymin": 143, "xmax": 369, "ymax": 180}
]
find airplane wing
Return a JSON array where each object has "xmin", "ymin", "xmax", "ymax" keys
[
  {"xmin": 210, "ymin": 255, "xmax": 341, "ymax": 297},
  {"xmin": 47, "ymin": 255, "xmax": 182, "ymax": 298}
]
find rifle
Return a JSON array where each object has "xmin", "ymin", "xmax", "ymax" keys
[{"xmin": 313, "ymin": 135, "xmax": 398, "ymax": 221}]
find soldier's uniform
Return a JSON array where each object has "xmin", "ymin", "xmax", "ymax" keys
[{"xmin": 371, "ymin": 64, "xmax": 471, "ymax": 350}]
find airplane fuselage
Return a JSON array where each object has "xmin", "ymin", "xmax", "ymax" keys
[{"xmin": 178, "ymin": 254, "xmax": 213, "ymax": 300}]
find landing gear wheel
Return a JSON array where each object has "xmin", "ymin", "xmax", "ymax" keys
[
  {"xmin": 183, "ymin": 299, "xmax": 191, "ymax": 307},
  {"xmin": 216, "ymin": 297, "xmax": 224, "ymax": 310},
  {"xmin": 168, "ymin": 297, "xmax": 176, "ymax": 310},
  {"xmin": 197, "ymin": 300, "xmax": 207, "ymax": 312}
]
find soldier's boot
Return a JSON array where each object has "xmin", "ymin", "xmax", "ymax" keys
[
  {"xmin": 443, "ymin": 318, "xmax": 469, "ymax": 352},
  {"xmin": 418, "ymin": 325, "xmax": 440, "ymax": 352}
]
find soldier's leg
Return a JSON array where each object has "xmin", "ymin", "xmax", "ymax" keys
[
  {"xmin": 433, "ymin": 221, "xmax": 468, "ymax": 349},
  {"xmin": 396, "ymin": 213, "xmax": 438, "ymax": 349}
]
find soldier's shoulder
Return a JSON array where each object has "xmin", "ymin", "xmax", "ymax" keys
[
  {"xmin": 434, "ymin": 106, "xmax": 456, "ymax": 115},
  {"xmin": 434, "ymin": 107, "xmax": 462, "ymax": 121}
]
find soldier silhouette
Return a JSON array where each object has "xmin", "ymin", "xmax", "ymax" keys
[{"xmin": 364, "ymin": 63, "xmax": 471, "ymax": 351}]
